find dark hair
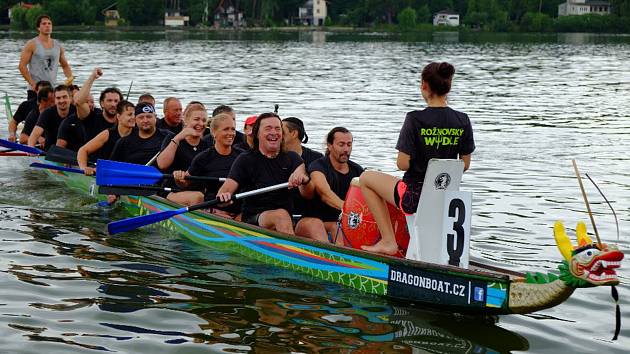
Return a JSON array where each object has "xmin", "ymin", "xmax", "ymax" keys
[
  {"xmin": 53, "ymin": 84, "xmax": 71, "ymax": 95},
  {"xmin": 99, "ymin": 87, "xmax": 123, "ymax": 103},
  {"xmin": 325, "ymin": 127, "xmax": 351, "ymax": 155},
  {"xmin": 138, "ymin": 93, "xmax": 154, "ymax": 104},
  {"xmin": 212, "ymin": 104, "xmax": 233, "ymax": 117},
  {"xmin": 35, "ymin": 80, "xmax": 52, "ymax": 91},
  {"xmin": 69, "ymin": 84, "xmax": 80, "ymax": 92},
  {"xmin": 252, "ymin": 112, "xmax": 281, "ymax": 151},
  {"xmin": 421, "ymin": 62, "xmax": 455, "ymax": 96},
  {"xmin": 37, "ymin": 86, "xmax": 53, "ymax": 103},
  {"xmin": 116, "ymin": 100, "xmax": 135, "ymax": 114},
  {"xmin": 36, "ymin": 15, "xmax": 51, "ymax": 28},
  {"xmin": 282, "ymin": 117, "xmax": 308, "ymax": 144}
]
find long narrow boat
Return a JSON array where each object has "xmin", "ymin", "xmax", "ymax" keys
[{"xmin": 35, "ymin": 158, "xmax": 623, "ymax": 316}]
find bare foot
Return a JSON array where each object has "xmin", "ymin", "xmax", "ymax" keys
[{"xmin": 361, "ymin": 240, "xmax": 399, "ymax": 255}]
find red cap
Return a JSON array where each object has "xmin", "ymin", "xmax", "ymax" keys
[{"xmin": 244, "ymin": 115, "xmax": 258, "ymax": 126}]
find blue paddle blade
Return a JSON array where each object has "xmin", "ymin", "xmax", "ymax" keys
[
  {"xmin": 96, "ymin": 159, "xmax": 164, "ymax": 186},
  {"xmin": 108, "ymin": 207, "xmax": 187, "ymax": 234},
  {"xmin": 30, "ymin": 162, "xmax": 84, "ymax": 174},
  {"xmin": 0, "ymin": 138, "xmax": 43, "ymax": 155}
]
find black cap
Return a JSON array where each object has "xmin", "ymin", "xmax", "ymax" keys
[{"xmin": 282, "ymin": 117, "xmax": 308, "ymax": 144}]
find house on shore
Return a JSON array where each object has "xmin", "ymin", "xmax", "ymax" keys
[
  {"xmin": 165, "ymin": 0, "xmax": 189, "ymax": 27},
  {"xmin": 298, "ymin": 0, "xmax": 327, "ymax": 26},
  {"xmin": 558, "ymin": 0, "xmax": 611, "ymax": 16},
  {"xmin": 101, "ymin": 3, "xmax": 119, "ymax": 27},
  {"xmin": 214, "ymin": 0, "xmax": 244, "ymax": 28},
  {"xmin": 433, "ymin": 10, "xmax": 460, "ymax": 27}
]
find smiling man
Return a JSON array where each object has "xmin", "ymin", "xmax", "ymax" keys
[
  {"xmin": 27, "ymin": 84, "xmax": 75, "ymax": 150},
  {"xmin": 216, "ymin": 113, "xmax": 311, "ymax": 234},
  {"xmin": 157, "ymin": 97, "xmax": 183, "ymax": 134}
]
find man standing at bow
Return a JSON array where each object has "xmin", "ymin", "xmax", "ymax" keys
[{"xmin": 18, "ymin": 15, "xmax": 73, "ymax": 95}]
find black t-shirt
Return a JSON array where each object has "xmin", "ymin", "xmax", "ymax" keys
[
  {"xmin": 21, "ymin": 108, "xmax": 40, "ymax": 137},
  {"xmin": 156, "ymin": 118, "xmax": 183, "ymax": 135},
  {"xmin": 57, "ymin": 114, "xmax": 84, "ymax": 152},
  {"xmin": 159, "ymin": 133, "xmax": 211, "ymax": 174},
  {"xmin": 396, "ymin": 107, "xmax": 475, "ymax": 184},
  {"xmin": 307, "ymin": 156, "xmax": 364, "ymax": 222},
  {"xmin": 291, "ymin": 146, "xmax": 324, "ymax": 216},
  {"xmin": 82, "ymin": 108, "xmax": 113, "ymax": 142},
  {"xmin": 188, "ymin": 147, "xmax": 242, "ymax": 213},
  {"xmin": 36, "ymin": 105, "xmax": 76, "ymax": 150},
  {"xmin": 228, "ymin": 150, "xmax": 303, "ymax": 217},
  {"xmin": 110, "ymin": 128, "xmax": 170, "ymax": 165},
  {"xmin": 14, "ymin": 98, "xmax": 37, "ymax": 124},
  {"xmin": 97, "ymin": 126, "xmax": 123, "ymax": 161}
]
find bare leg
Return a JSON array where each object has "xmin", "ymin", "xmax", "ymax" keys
[
  {"xmin": 167, "ymin": 191, "xmax": 204, "ymax": 206},
  {"xmin": 359, "ymin": 170, "xmax": 400, "ymax": 255},
  {"xmin": 295, "ymin": 217, "xmax": 328, "ymax": 242},
  {"xmin": 259, "ymin": 209, "xmax": 295, "ymax": 234}
]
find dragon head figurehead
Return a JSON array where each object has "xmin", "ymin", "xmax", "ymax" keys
[{"xmin": 554, "ymin": 221, "xmax": 624, "ymax": 288}]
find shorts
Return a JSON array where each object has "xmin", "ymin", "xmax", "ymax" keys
[
  {"xmin": 242, "ymin": 213, "xmax": 261, "ymax": 226},
  {"xmin": 393, "ymin": 180, "xmax": 423, "ymax": 216}
]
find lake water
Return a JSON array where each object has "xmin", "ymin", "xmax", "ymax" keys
[{"xmin": 0, "ymin": 30, "xmax": 629, "ymax": 353}]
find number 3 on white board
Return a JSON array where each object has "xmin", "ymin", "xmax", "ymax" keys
[{"xmin": 442, "ymin": 192, "xmax": 471, "ymax": 268}]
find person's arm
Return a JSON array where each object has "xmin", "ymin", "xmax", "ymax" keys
[
  {"xmin": 56, "ymin": 138, "xmax": 67, "ymax": 148},
  {"xmin": 156, "ymin": 129, "xmax": 194, "ymax": 170},
  {"xmin": 78, "ymin": 130, "xmax": 109, "ymax": 175},
  {"xmin": 8, "ymin": 119, "xmax": 18, "ymax": 142},
  {"xmin": 28, "ymin": 126, "xmax": 44, "ymax": 147},
  {"xmin": 396, "ymin": 151, "xmax": 411, "ymax": 171},
  {"xmin": 216, "ymin": 178, "xmax": 239, "ymax": 203},
  {"xmin": 59, "ymin": 46, "xmax": 73, "ymax": 83},
  {"xmin": 76, "ymin": 68, "xmax": 101, "ymax": 119},
  {"xmin": 460, "ymin": 154, "xmax": 471, "ymax": 171},
  {"xmin": 288, "ymin": 162, "xmax": 310, "ymax": 191},
  {"xmin": 18, "ymin": 41, "xmax": 36, "ymax": 90},
  {"xmin": 310, "ymin": 171, "xmax": 344, "ymax": 210}
]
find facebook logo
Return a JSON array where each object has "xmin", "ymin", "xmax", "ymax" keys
[{"xmin": 473, "ymin": 287, "xmax": 485, "ymax": 302}]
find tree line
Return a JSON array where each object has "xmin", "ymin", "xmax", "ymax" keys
[{"xmin": 4, "ymin": 0, "xmax": 630, "ymax": 33}]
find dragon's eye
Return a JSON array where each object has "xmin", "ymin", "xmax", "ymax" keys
[{"xmin": 575, "ymin": 248, "xmax": 600, "ymax": 264}]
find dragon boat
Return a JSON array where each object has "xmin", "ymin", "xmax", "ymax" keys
[{"xmin": 31, "ymin": 156, "xmax": 623, "ymax": 316}]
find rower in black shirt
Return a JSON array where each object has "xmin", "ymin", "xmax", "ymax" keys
[
  {"xmin": 156, "ymin": 97, "xmax": 183, "ymax": 134},
  {"xmin": 216, "ymin": 113, "xmax": 311, "ymax": 235},
  {"xmin": 78, "ymin": 100, "xmax": 136, "ymax": 175},
  {"xmin": 281, "ymin": 117, "xmax": 325, "ymax": 241},
  {"xmin": 19, "ymin": 86, "xmax": 54, "ymax": 144},
  {"xmin": 173, "ymin": 113, "xmax": 242, "ymax": 216},
  {"xmin": 156, "ymin": 105, "xmax": 211, "ymax": 204},
  {"xmin": 306, "ymin": 127, "xmax": 364, "ymax": 244},
  {"xmin": 8, "ymin": 80, "xmax": 51, "ymax": 142},
  {"xmin": 110, "ymin": 102, "xmax": 169, "ymax": 165},
  {"xmin": 27, "ymin": 84, "xmax": 75, "ymax": 150}
]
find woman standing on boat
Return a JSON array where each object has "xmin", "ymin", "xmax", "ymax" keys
[{"xmin": 360, "ymin": 62, "xmax": 475, "ymax": 256}]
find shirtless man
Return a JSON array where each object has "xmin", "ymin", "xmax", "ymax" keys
[{"xmin": 18, "ymin": 15, "xmax": 73, "ymax": 93}]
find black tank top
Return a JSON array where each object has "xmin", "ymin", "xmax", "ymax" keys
[{"xmin": 98, "ymin": 126, "xmax": 122, "ymax": 161}]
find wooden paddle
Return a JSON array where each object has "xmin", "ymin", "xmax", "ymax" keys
[{"xmin": 108, "ymin": 182, "xmax": 289, "ymax": 234}]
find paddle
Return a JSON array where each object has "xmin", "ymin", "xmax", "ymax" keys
[
  {"xmin": 96, "ymin": 159, "xmax": 226, "ymax": 186},
  {"xmin": 108, "ymin": 182, "xmax": 289, "ymax": 234},
  {"xmin": 0, "ymin": 152, "xmax": 29, "ymax": 156},
  {"xmin": 30, "ymin": 162, "xmax": 84, "ymax": 174},
  {"xmin": 98, "ymin": 185, "xmax": 180, "ymax": 196},
  {"xmin": 0, "ymin": 139, "xmax": 79, "ymax": 164},
  {"xmin": 4, "ymin": 92, "xmax": 13, "ymax": 122}
]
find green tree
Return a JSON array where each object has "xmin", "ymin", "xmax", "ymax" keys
[
  {"xmin": 25, "ymin": 5, "xmax": 46, "ymax": 29},
  {"xmin": 9, "ymin": 4, "xmax": 28, "ymax": 30},
  {"xmin": 416, "ymin": 4, "xmax": 431, "ymax": 23},
  {"xmin": 118, "ymin": 0, "xmax": 165, "ymax": 26},
  {"xmin": 397, "ymin": 6, "xmax": 417, "ymax": 30}
]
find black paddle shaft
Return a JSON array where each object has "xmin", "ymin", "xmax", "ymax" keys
[{"xmin": 163, "ymin": 174, "xmax": 225, "ymax": 182}]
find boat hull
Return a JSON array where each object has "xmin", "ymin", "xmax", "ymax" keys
[{"xmin": 41, "ymin": 159, "xmax": 519, "ymax": 315}]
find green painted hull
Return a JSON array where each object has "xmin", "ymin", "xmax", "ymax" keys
[{"xmin": 40, "ymin": 159, "xmax": 576, "ymax": 315}]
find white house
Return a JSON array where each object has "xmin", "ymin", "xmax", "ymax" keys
[
  {"xmin": 165, "ymin": 0, "xmax": 189, "ymax": 27},
  {"xmin": 298, "ymin": 0, "xmax": 327, "ymax": 26},
  {"xmin": 433, "ymin": 10, "xmax": 459, "ymax": 27},
  {"xmin": 558, "ymin": 0, "xmax": 611, "ymax": 16}
]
